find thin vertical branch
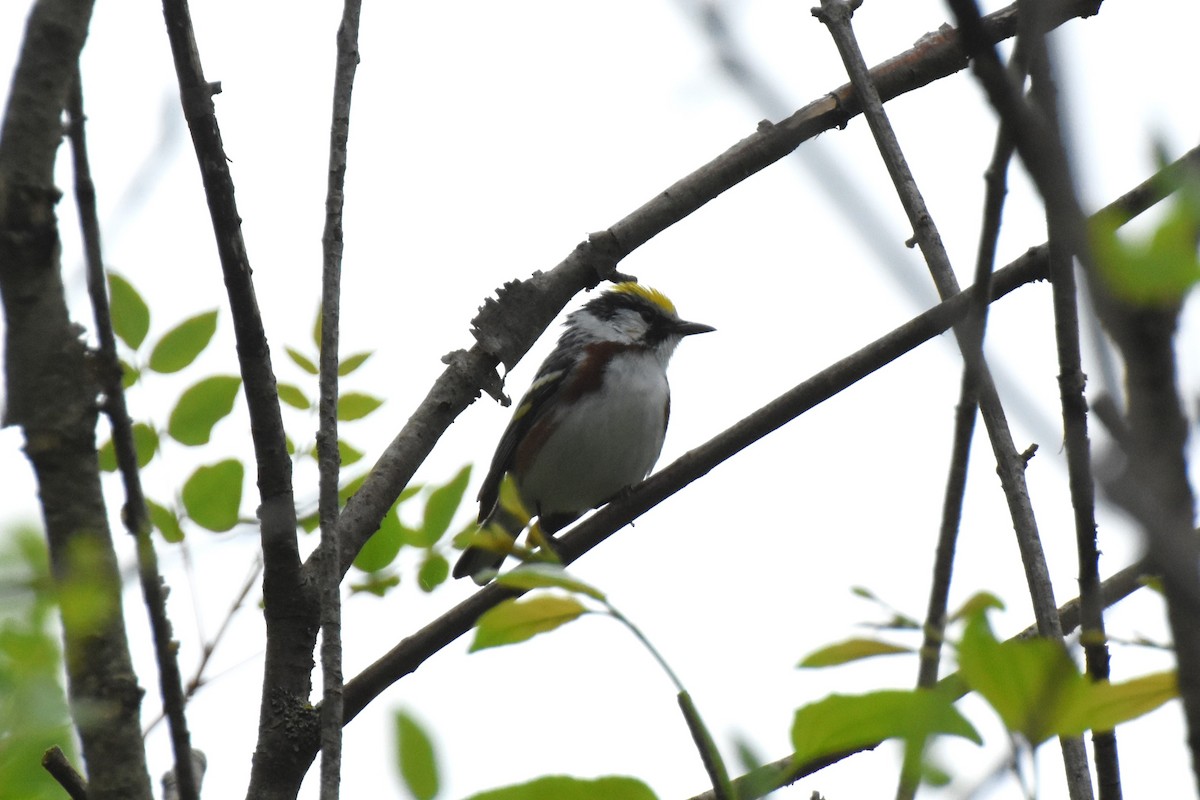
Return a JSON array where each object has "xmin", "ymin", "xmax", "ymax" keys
[
  {"xmin": 66, "ymin": 67, "xmax": 199, "ymax": 800},
  {"xmin": 159, "ymin": 1, "xmax": 316, "ymax": 797},
  {"xmin": 1018, "ymin": 8, "xmax": 1121, "ymax": 794},
  {"xmin": 317, "ymin": 1, "xmax": 363, "ymax": 797},
  {"xmin": 915, "ymin": 117, "xmax": 1016, "ymax": 694},
  {"xmin": 812, "ymin": 3, "xmax": 1092, "ymax": 795}
]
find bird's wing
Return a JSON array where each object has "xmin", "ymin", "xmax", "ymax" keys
[{"xmin": 476, "ymin": 362, "xmax": 569, "ymax": 522}]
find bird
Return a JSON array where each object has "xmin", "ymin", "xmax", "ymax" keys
[{"xmin": 453, "ymin": 281, "xmax": 714, "ymax": 583}]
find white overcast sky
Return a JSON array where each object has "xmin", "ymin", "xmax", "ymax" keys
[{"xmin": 2, "ymin": 1, "xmax": 1200, "ymax": 799}]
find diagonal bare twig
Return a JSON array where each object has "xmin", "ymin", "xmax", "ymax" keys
[{"xmin": 66, "ymin": 67, "xmax": 199, "ymax": 800}]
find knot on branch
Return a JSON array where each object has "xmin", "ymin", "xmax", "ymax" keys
[{"xmin": 582, "ymin": 229, "xmax": 636, "ymax": 285}]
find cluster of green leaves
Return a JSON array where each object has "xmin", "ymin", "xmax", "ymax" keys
[
  {"xmin": 794, "ymin": 592, "xmax": 1176, "ymax": 788},
  {"xmin": 328, "ymin": 464, "xmax": 475, "ymax": 597},
  {"xmin": 103, "ymin": 274, "xmax": 397, "ymax": 546},
  {"xmin": 447, "ymin": 576, "xmax": 1178, "ymax": 798},
  {"xmin": 0, "ymin": 527, "xmax": 75, "ymax": 800},
  {"xmin": 102, "ymin": 273, "xmax": 243, "ymax": 538},
  {"xmin": 104, "ymin": 269, "xmax": 484, "ymax": 606}
]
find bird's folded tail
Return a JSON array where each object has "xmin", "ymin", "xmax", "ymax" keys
[{"xmin": 452, "ymin": 505, "xmax": 527, "ymax": 585}]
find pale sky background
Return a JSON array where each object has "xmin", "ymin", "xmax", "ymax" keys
[{"xmin": 2, "ymin": 1, "xmax": 1200, "ymax": 798}]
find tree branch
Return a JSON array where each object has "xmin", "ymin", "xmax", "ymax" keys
[
  {"xmin": 66, "ymin": 66, "xmax": 199, "ymax": 800},
  {"xmin": 42, "ymin": 746, "xmax": 89, "ymax": 800},
  {"xmin": 316, "ymin": 1, "xmax": 363, "ymax": 797},
  {"xmin": 0, "ymin": 1, "xmax": 153, "ymax": 797},
  {"xmin": 158, "ymin": 1, "xmax": 314, "ymax": 797}
]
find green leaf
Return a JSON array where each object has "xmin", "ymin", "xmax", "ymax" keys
[
  {"xmin": 416, "ymin": 465, "xmax": 471, "ymax": 547},
  {"xmin": 338, "ymin": 440, "xmax": 364, "ymax": 466},
  {"xmin": 950, "ymin": 591, "xmax": 1005, "ymax": 621},
  {"xmin": 798, "ymin": 637, "xmax": 913, "ymax": 668},
  {"xmin": 339, "ymin": 350, "xmax": 373, "ymax": 376},
  {"xmin": 338, "ymin": 392, "xmax": 383, "ymax": 421},
  {"xmin": 417, "ymin": 553, "xmax": 450, "ymax": 592},
  {"xmin": 97, "ymin": 438, "xmax": 117, "ymax": 472},
  {"xmin": 470, "ymin": 595, "xmax": 587, "ymax": 652},
  {"xmin": 958, "ymin": 610, "xmax": 1085, "ymax": 744},
  {"xmin": 146, "ymin": 498, "xmax": 185, "ymax": 543},
  {"xmin": 107, "ymin": 272, "xmax": 150, "ymax": 350},
  {"xmin": 182, "ymin": 459, "xmax": 244, "ymax": 532},
  {"xmin": 354, "ymin": 510, "xmax": 404, "ymax": 573},
  {"xmin": 96, "ymin": 423, "xmax": 158, "ymax": 472},
  {"xmin": 119, "ymin": 358, "xmax": 140, "ymax": 389},
  {"xmin": 958, "ymin": 610, "xmax": 1178, "ymax": 742},
  {"xmin": 148, "ymin": 310, "xmax": 218, "ymax": 373},
  {"xmin": 349, "ymin": 572, "xmax": 400, "ymax": 597},
  {"xmin": 790, "ymin": 688, "xmax": 980, "ymax": 769},
  {"xmin": 1092, "ymin": 193, "xmax": 1200, "ymax": 305},
  {"xmin": 277, "ymin": 383, "xmax": 310, "ymax": 410},
  {"xmin": 495, "ymin": 564, "xmax": 606, "ymax": 601},
  {"xmin": 465, "ymin": 776, "xmax": 657, "ymax": 800},
  {"xmin": 298, "ymin": 509, "xmax": 319, "ymax": 533},
  {"xmin": 286, "ymin": 346, "xmax": 319, "ymax": 375},
  {"xmin": 168, "ymin": 376, "xmax": 241, "ymax": 446},
  {"xmin": 132, "ymin": 422, "xmax": 159, "ymax": 468},
  {"xmin": 1056, "ymin": 670, "xmax": 1177, "ymax": 736},
  {"xmin": 394, "ymin": 710, "xmax": 440, "ymax": 800},
  {"xmin": 497, "ymin": 473, "xmax": 531, "ymax": 525}
]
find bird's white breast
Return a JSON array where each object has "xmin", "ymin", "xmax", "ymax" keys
[{"xmin": 517, "ymin": 349, "xmax": 669, "ymax": 517}]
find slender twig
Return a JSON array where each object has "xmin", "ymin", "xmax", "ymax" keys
[
  {"xmin": 66, "ymin": 66, "xmax": 199, "ymax": 800},
  {"xmin": 42, "ymin": 746, "xmax": 89, "ymax": 800},
  {"xmin": 316, "ymin": 1, "xmax": 363, "ymax": 797},
  {"xmin": 601, "ymin": 601, "xmax": 733, "ymax": 800},
  {"xmin": 1016, "ymin": 7, "xmax": 1122, "ymax": 794},
  {"xmin": 914, "ymin": 63, "xmax": 1019, "ymax": 696},
  {"xmin": 912, "ymin": 30, "xmax": 1025, "ymax": 702},
  {"xmin": 144, "ymin": 556, "xmax": 262, "ymax": 735}
]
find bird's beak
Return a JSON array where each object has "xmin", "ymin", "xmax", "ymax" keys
[{"xmin": 672, "ymin": 319, "xmax": 716, "ymax": 337}]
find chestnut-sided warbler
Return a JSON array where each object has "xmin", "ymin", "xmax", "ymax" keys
[{"xmin": 453, "ymin": 282, "xmax": 714, "ymax": 583}]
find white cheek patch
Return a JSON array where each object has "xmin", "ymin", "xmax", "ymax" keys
[{"xmin": 571, "ymin": 308, "xmax": 647, "ymax": 344}]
